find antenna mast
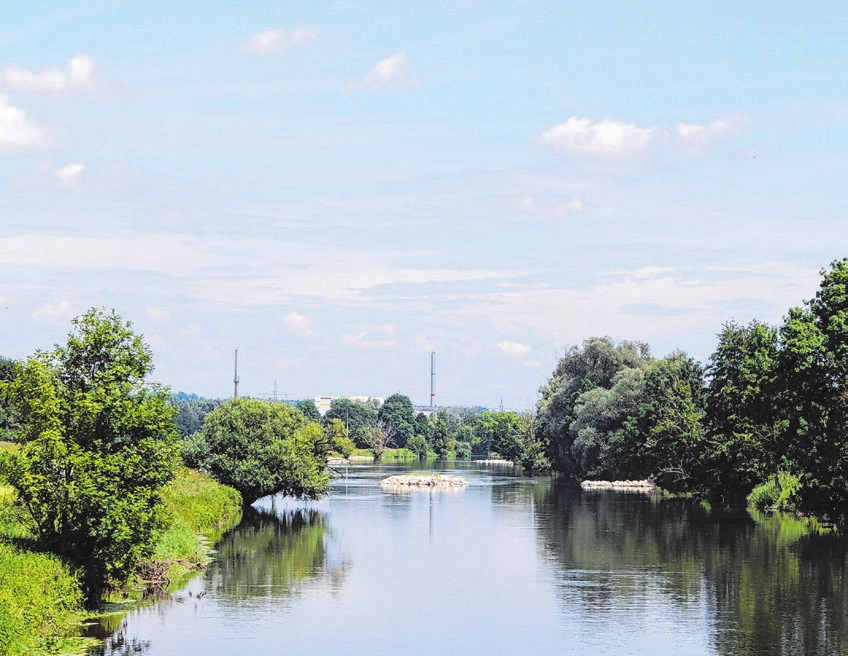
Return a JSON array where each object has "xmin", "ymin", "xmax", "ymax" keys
[
  {"xmin": 233, "ymin": 348, "xmax": 240, "ymax": 399},
  {"xmin": 430, "ymin": 351, "xmax": 436, "ymax": 411}
]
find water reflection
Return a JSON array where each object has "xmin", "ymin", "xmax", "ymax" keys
[
  {"xmin": 536, "ymin": 481, "xmax": 848, "ymax": 655},
  {"xmin": 91, "ymin": 504, "xmax": 349, "ymax": 655},
  {"xmin": 208, "ymin": 506, "xmax": 345, "ymax": 605}
]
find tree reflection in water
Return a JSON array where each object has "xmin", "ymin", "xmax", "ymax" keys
[
  {"xmin": 536, "ymin": 481, "xmax": 848, "ymax": 656},
  {"xmin": 207, "ymin": 506, "xmax": 350, "ymax": 605},
  {"xmin": 92, "ymin": 505, "xmax": 350, "ymax": 655}
]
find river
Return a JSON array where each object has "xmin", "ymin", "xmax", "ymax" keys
[{"xmin": 90, "ymin": 460, "xmax": 848, "ymax": 655}]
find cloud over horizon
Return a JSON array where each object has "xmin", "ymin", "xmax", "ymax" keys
[
  {"xmin": 0, "ymin": 94, "xmax": 48, "ymax": 151},
  {"xmin": 1, "ymin": 55, "xmax": 95, "ymax": 93},
  {"xmin": 243, "ymin": 27, "xmax": 321, "ymax": 55},
  {"xmin": 349, "ymin": 53, "xmax": 420, "ymax": 92}
]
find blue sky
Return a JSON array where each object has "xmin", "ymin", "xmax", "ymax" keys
[{"xmin": 1, "ymin": 1, "xmax": 845, "ymax": 409}]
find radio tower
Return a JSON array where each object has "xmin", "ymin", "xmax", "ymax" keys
[
  {"xmin": 233, "ymin": 348, "xmax": 240, "ymax": 399},
  {"xmin": 430, "ymin": 351, "xmax": 436, "ymax": 412}
]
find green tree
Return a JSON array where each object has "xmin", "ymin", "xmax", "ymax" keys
[
  {"xmin": 323, "ymin": 418, "xmax": 355, "ymax": 458},
  {"xmin": 705, "ymin": 321, "xmax": 780, "ymax": 495},
  {"xmin": 357, "ymin": 418, "xmax": 396, "ymax": 460},
  {"xmin": 775, "ymin": 258, "xmax": 848, "ymax": 510},
  {"xmin": 188, "ymin": 398, "xmax": 330, "ymax": 506},
  {"xmin": 377, "ymin": 393, "xmax": 415, "ymax": 447},
  {"xmin": 323, "ymin": 398, "xmax": 378, "ymax": 447},
  {"xmin": 406, "ymin": 433, "xmax": 429, "ymax": 458},
  {"xmin": 536, "ymin": 337, "xmax": 651, "ymax": 475},
  {"xmin": 430, "ymin": 418, "xmax": 453, "ymax": 458},
  {"xmin": 297, "ymin": 399, "xmax": 321, "ymax": 422},
  {"xmin": 639, "ymin": 353, "xmax": 707, "ymax": 492},
  {"xmin": 0, "ymin": 308, "xmax": 180, "ymax": 602},
  {"xmin": 0, "ymin": 356, "xmax": 19, "ymax": 440},
  {"xmin": 414, "ymin": 412, "xmax": 433, "ymax": 443}
]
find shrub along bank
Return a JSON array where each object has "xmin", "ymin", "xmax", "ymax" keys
[{"xmin": 0, "ymin": 461, "xmax": 241, "ymax": 656}]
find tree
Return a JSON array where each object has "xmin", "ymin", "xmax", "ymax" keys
[
  {"xmin": 323, "ymin": 418, "xmax": 355, "ymax": 458},
  {"xmin": 357, "ymin": 418, "xmax": 396, "ymax": 460},
  {"xmin": 298, "ymin": 399, "xmax": 321, "ymax": 422},
  {"xmin": 0, "ymin": 356, "xmax": 19, "ymax": 440},
  {"xmin": 774, "ymin": 258, "xmax": 848, "ymax": 510},
  {"xmin": 406, "ymin": 433, "xmax": 429, "ymax": 458},
  {"xmin": 322, "ymin": 398, "xmax": 378, "ymax": 447},
  {"xmin": 377, "ymin": 393, "xmax": 415, "ymax": 447},
  {"xmin": 536, "ymin": 337, "xmax": 651, "ymax": 475},
  {"xmin": 171, "ymin": 392, "xmax": 221, "ymax": 438},
  {"xmin": 704, "ymin": 321, "xmax": 780, "ymax": 495},
  {"xmin": 430, "ymin": 418, "xmax": 454, "ymax": 458},
  {"xmin": 639, "ymin": 352, "xmax": 707, "ymax": 492},
  {"xmin": 0, "ymin": 308, "xmax": 180, "ymax": 602},
  {"xmin": 187, "ymin": 398, "xmax": 330, "ymax": 506}
]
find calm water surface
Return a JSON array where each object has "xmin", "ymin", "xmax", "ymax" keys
[{"xmin": 92, "ymin": 461, "xmax": 848, "ymax": 655}]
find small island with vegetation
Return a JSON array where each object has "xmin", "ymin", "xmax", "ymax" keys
[{"xmin": 3, "ymin": 257, "xmax": 848, "ymax": 654}]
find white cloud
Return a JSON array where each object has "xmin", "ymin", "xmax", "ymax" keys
[
  {"xmin": 146, "ymin": 307, "xmax": 170, "ymax": 322},
  {"xmin": 55, "ymin": 162, "xmax": 85, "ymax": 185},
  {"xmin": 32, "ymin": 300, "xmax": 74, "ymax": 322},
  {"xmin": 0, "ymin": 94, "xmax": 48, "ymax": 152},
  {"xmin": 349, "ymin": 53, "xmax": 420, "ymax": 92},
  {"xmin": 517, "ymin": 195, "xmax": 584, "ymax": 220},
  {"xmin": 497, "ymin": 341, "xmax": 532, "ymax": 357},
  {"xmin": 676, "ymin": 115, "xmax": 751, "ymax": 156},
  {"xmin": 342, "ymin": 324, "xmax": 397, "ymax": 349},
  {"xmin": 2, "ymin": 55, "xmax": 95, "ymax": 92},
  {"xmin": 281, "ymin": 311, "xmax": 315, "ymax": 338},
  {"xmin": 243, "ymin": 27, "xmax": 320, "ymax": 55},
  {"xmin": 538, "ymin": 116, "xmax": 657, "ymax": 158}
]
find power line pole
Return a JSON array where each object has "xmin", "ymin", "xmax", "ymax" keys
[
  {"xmin": 233, "ymin": 348, "xmax": 240, "ymax": 399},
  {"xmin": 430, "ymin": 351, "xmax": 436, "ymax": 412}
]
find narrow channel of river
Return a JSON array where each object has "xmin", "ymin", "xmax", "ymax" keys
[{"xmin": 91, "ymin": 461, "xmax": 848, "ymax": 655}]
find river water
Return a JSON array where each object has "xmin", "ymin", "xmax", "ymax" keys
[{"xmin": 91, "ymin": 461, "xmax": 848, "ymax": 655}]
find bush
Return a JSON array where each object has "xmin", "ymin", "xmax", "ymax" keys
[
  {"xmin": 747, "ymin": 471, "xmax": 802, "ymax": 511},
  {"xmin": 454, "ymin": 441, "xmax": 472, "ymax": 459},
  {"xmin": 407, "ymin": 434, "xmax": 428, "ymax": 458}
]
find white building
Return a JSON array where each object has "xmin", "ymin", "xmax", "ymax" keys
[{"xmin": 314, "ymin": 395, "xmax": 385, "ymax": 416}]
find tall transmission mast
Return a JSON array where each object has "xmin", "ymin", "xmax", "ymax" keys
[
  {"xmin": 233, "ymin": 348, "xmax": 240, "ymax": 399},
  {"xmin": 430, "ymin": 351, "xmax": 436, "ymax": 411}
]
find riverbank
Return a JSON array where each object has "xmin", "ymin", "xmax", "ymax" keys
[{"xmin": 0, "ymin": 452, "xmax": 241, "ymax": 656}]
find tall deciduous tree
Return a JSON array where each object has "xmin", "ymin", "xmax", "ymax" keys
[
  {"xmin": 705, "ymin": 321, "xmax": 780, "ymax": 495},
  {"xmin": 322, "ymin": 398, "xmax": 378, "ymax": 447},
  {"xmin": 776, "ymin": 258, "xmax": 848, "ymax": 510},
  {"xmin": 186, "ymin": 398, "xmax": 330, "ymax": 506},
  {"xmin": 536, "ymin": 337, "xmax": 651, "ymax": 475},
  {"xmin": 0, "ymin": 308, "xmax": 180, "ymax": 602},
  {"xmin": 377, "ymin": 393, "xmax": 415, "ymax": 447}
]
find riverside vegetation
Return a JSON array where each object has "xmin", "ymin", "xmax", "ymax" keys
[{"xmin": 3, "ymin": 257, "xmax": 848, "ymax": 651}]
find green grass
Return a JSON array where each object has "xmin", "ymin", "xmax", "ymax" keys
[
  {"xmin": 0, "ymin": 466, "xmax": 242, "ymax": 654},
  {"xmin": 143, "ymin": 468, "xmax": 242, "ymax": 589},
  {"xmin": 0, "ymin": 480, "xmax": 92, "ymax": 656}
]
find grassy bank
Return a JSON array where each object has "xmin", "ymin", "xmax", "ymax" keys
[
  {"xmin": 0, "ymin": 452, "xmax": 241, "ymax": 655},
  {"xmin": 143, "ymin": 468, "xmax": 242, "ymax": 589}
]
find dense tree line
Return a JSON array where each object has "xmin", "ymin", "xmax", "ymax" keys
[{"xmin": 534, "ymin": 258, "xmax": 848, "ymax": 514}]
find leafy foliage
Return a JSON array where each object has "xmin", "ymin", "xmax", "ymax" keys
[
  {"xmin": 322, "ymin": 398, "xmax": 378, "ymax": 447},
  {"xmin": 187, "ymin": 398, "xmax": 330, "ymax": 506},
  {"xmin": 356, "ymin": 418, "xmax": 396, "ymax": 460},
  {"xmin": 323, "ymin": 418, "xmax": 355, "ymax": 458},
  {"xmin": 297, "ymin": 399, "xmax": 321, "ymax": 422},
  {"xmin": 377, "ymin": 393, "xmax": 415, "ymax": 447},
  {"xmin": 170, "ymin": 392, "xmax": 222, "ymax": 438},
  {"xmin": 0, "ymin": 308, "xmax": 180, "ymax": 602}
]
